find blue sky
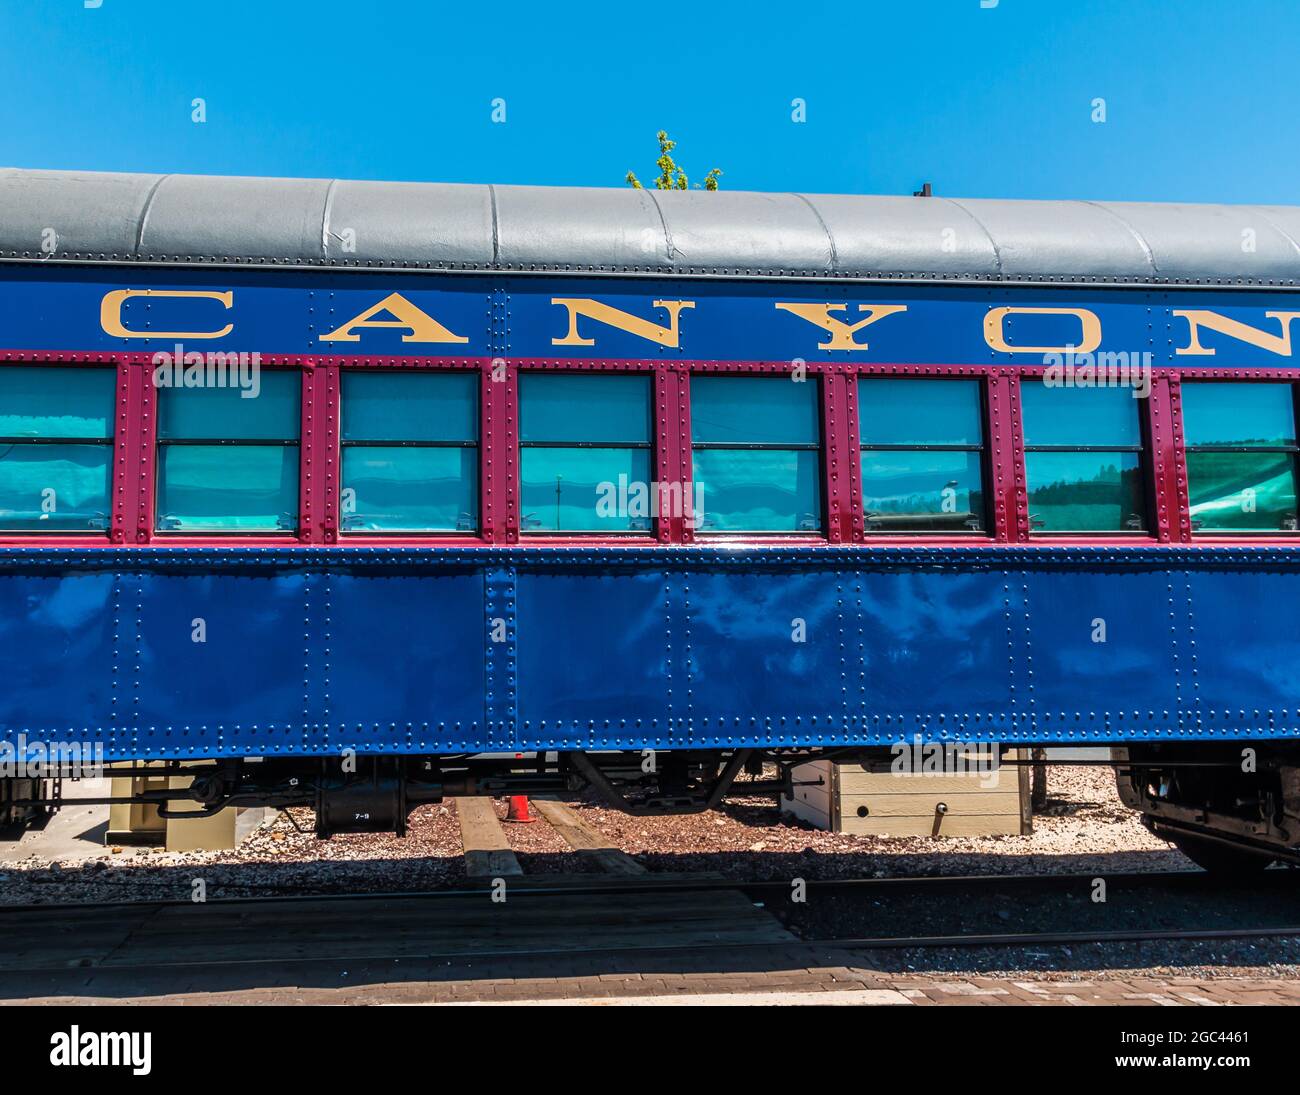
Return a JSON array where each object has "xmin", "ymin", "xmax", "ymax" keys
[{"xmin": 0, "ymin": 0, "xmax": 1295, "ymax": 203}]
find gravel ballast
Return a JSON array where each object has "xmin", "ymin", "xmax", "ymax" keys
[
  {"xmin": 0, "ymin": 766, "xmax": 1195, "ymax": 904},
  {"xmin": 1, "ymin": 764, "xmax": 1295, "ymax": 983},
  {"xmin": 566, "ymin": 764, "xmax": 1186, "ymax": 879}
]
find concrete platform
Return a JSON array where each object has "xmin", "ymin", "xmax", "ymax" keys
[
  {"xmin": 0, "ymin": 779, "xmax": 268, "ymax": 863},
  {"xmin": 5, "ymin": 947, "xmax": 1297, "ymax": 1006},
  {"xmin": 0, "ymin": 778, "xmax": 114, "ymax": 864}
]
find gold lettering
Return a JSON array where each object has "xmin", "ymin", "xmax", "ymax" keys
[
  {"xmin": 983, "ymin": 306, "xmax": 1102, "ymax": 354},
  {"xmin": 100, "ymin": 289, "xmax": 233, "ymax": 339},
  {"xmin": 320, "ymin": 292, "xmax": 469, "ymax": 343},
  {"xmin": 1173, "ymin": 309, "xmax": 1300, "ymax": 357},
  {"xmin": 551, "ymin": 299, "xmax": 695, "ymax": 348},
  {"xmin": 774, "ymin": 303, "xmax": 908, "ymax": 350}
]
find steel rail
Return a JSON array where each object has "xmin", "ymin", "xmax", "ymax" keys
[
  {"xmin": 0, "ymin": 866, "xmax": 1291, "ymax": 914},
  {"xmin": 3, "ymin": 922, "xmax": 1300, "ymax": 977},
  {"xmin": 2, "ymin": 869, "xmax": 1297, "ymax": 977}
]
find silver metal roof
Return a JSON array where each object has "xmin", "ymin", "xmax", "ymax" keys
[{"xmin": 2, "ymin": 167, "xmax": 1299, "ymax": 288}]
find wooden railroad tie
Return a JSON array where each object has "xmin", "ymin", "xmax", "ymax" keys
[
  {"xmin": 529, "ymin": 800, "xmax": 649, "ymax": 876},
  {"xmin": 454, "ymin": 797, "xmax": 524, "ymax": 878}
]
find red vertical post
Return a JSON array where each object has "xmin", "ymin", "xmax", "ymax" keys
[
  {"xmin": 1166, "ymin": 373, "xmax": 1192, "ymax": 542},
  {"xmin": 298, "ymin": 364, "xmax": 317, "ymax": 544},
  {"xmin": 111, "ymin": 358, "xmax": 136, "ymax": 545},
  {"xmin": 480, "ymin": 359, "xmax": 497, "ymax": 543},
  {"xmin": 135, "ymin": 359, "xmax": 158, "ymax": 544},
  {"xmin": 300, "ymin": 362, "xmax": 339, "ymax": 545},
  {"xmin": 987, "ymin": 372, "xmax": 1028, "ymax": 543},
  {"xmin": 321, "ymin": 363, "xmax": 340, "ymax": 544},
  {"xmin": 654, "ymin": 364, "xmax": 680, "ymax": 543},
  {"xmin": 1008, "ymin": 374, "xmax": 1029, "ymax": 542},
  {"xmin": 821, "ymin": 368, "xmax": 855, "ymax": 543},
  {"xmin": 843, "ymin": 369, "xmax": 865, "ymax": 543},
  {"xmin": 1146, "ymin": 372, "xmax": 1184, "ymax": 543},
  {"xmin": 678, "ymin": 364, "xmax": 695, "ymax": 544},
  {"xmin": 502, "ymin": 360, "xmax": 519, "ymax": 544},
  {"xmin": 482, "ymin": 357, "xmax": 519, "ymax": 544}
]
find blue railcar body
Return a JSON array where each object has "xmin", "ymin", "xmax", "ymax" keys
[
  {"xmin": 2, "ymin": 170, "xmax": 1300, "ymax": 777},
  {"xmin": 0, "ymin": 545, "xmax": 1297, "ymax": 759}
]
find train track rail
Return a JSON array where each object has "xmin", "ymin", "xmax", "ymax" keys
[
  {"xmin": 0, "ymin": 868, "xmax": 1296, "ymax": 982},
  {"xmin": 2, "ymin": 915, "xmax": 1300, "ymax": 977},
  {"xmin": 822, "ymin": 923, "xmax": 1300, "ymax": 950},
  {"xmin": 0, "ymin": 864, "xmax": 1292, "ymax": 912},
  {"xmin": 8, "ymin": 923, "xmax": 1300, "ymax": 977},
  {"xmin": 0, "ymin": 868, "xmax": 1294, "ymax": 910}
]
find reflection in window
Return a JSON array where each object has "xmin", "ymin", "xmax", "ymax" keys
[
  {"xmin": 519, "ymin": 374, "xmax": 652, "ymax": 533},
  {"xmin": 155, "ymin": 371, "xmax": 300, "ymax": 532},
  {"xmin": 691, "ymin": 375, "xmax": 821, "ymax": 533},
  {"xmin": 341, "ymin": 371, "xmax": 478, "ymax": 532},
  {"xmin": 1020, "ymin": 382, "xmax": 1147, "ymax": 532},
  {"xmin": 0, "ymin": 366, "xmax": 115, "ymax": 532},
  {"xmin": 1182, "ymin": 382, "xmax": 1299, "ymax": 532},
  {"xmin": 858, "ymin": 379, "xmax": 986, "ymax": 532}
]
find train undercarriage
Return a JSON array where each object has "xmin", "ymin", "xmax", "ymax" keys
[
  {"xmin": 1113, "ymin": 744, "xmax": 1300, "ymax": 873},
  {"xmin": 1, "ymin": 749, "xmax": 792, "ymax": 838},
  {"xmin": 5, "ymin": 745, "xmax": 1300, "ymax": 874}
]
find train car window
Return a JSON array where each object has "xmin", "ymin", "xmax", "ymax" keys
[
  {"xmin": 519, "ymin": 373, "xmax": 652, "ymax": 533},
  {"xmin": 858, "ymin": 378, "xmax": 986, "ymax": 532},
  {"xmin": 1181, "ymin": 381, "xmax": 1299, "ymax": 532},
  {"xmin": 340, "ymin": 371, "xmax": 478, "ymax": 532},
  {"xmin": 1020, "ymin": 381, "xmax": 1147, "ymax": 533},
  {"xmin": 690, "ymin": 375, "xmax": 822, "ymax": 533},
  {"xmin": 0, "ymin": 365, "xmax": 115, "ymax": 532},
  {"xmin": 155, "ymin": 371, "xmax": 300, "ymax": 533}
]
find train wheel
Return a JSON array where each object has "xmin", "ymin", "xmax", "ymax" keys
[{"xmin": 1168, "ymin": 831, "xmax": 1274, "ymax": 875}]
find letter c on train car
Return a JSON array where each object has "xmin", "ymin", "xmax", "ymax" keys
[
  {"xmin": 100, "ymin": 289, "xmax": 234, "ymax": 339},
  {"xmin": 982, "ymin": 306, "xmax": 1102, "ymax": 354}
]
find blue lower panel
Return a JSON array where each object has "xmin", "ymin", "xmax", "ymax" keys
[
  {"xmin": 135, "ymin": 571, "xmax": 309, "ymax": 755},
  {"xmin": 1016, "ymin": 568, "xmax": 1186, "ymax": 741},
  {"xmin": 856, "ymin": 569, "xmax": 1024, "ymax": 740},
  {"xmin": 328, "ymin": 570, "xmax": 486, "ymax": 751},
  {"xmin": 683, "ymin": 570, "xmax": 848, "ymax": 745},
  {"xmin": 1, "ymin": 547, "xmax": 1299, "ymax": 758},
  {"xmin": 515, "ymin": 569, "xmax": 671, "ymax": 747},
  {"xmin": 1183, "ymin": 568, "xmax": 1300, "ymax": 736},
  {"xmin": 0, "ymin": 571, "xmax": 116, "ymax": 739}
]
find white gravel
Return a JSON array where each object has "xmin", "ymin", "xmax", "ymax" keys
[
  {"xmin": 0, "ymin": 766, "xmax": 1187, "ymax": 904},
  {"xmin": 567, "ymin": 764, "xmax": 1186, "ymax": 879}
]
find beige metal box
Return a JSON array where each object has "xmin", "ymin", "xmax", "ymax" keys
[{"xmin": 781, "ymin": 750, "xmax": 1031, "ymax": 836}]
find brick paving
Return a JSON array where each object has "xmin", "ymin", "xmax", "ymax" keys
[{"xmin": 418, "ymin": 972, "xmax": 1299, "ymax": 1006}]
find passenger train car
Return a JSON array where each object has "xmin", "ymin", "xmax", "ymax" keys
[{"xmin": 2, "ymin": 168, "xmax": 1300, "ymax": 870}]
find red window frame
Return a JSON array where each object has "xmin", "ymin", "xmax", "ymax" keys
[
  {"xmin": 513, "ymin": 360, "xmax": 662, "ymax": 544},
  {"xmin": 145, "ymin": 359, "xmax": 307, "ymax": 543},
  {"xmin": 333, "ymin": 360, "xmax": 484, "ymax": 542},
  {"xmin": 680, "ymin": 361, "xmax": 836, "ymax": 546},
  {"xmin": 1008, "ymin": 364, "xmax": 1164, "ymax": 546},
  {"xmin": 1170, "ymin": 367, "xmax": 1300, "ymax": 546},
  {"xmin": 0, "ymin": 355, "xmax": 123, "ymax": 546},
  {"xmin": 3, "ymin": 349, "xmax": 1297, "ymax": 550},
  {"xmin": 847, "ymin": 364, "xmax": 1002, "ymax": 546}
]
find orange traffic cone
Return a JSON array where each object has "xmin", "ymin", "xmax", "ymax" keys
[{"xmin": 504, "ymin": 795, "xmax": 536, "ymax": 823}]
